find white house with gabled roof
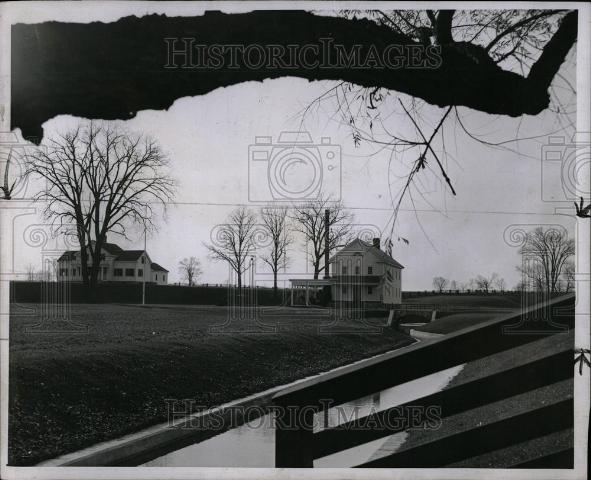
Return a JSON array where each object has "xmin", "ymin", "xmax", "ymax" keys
[
  {"xmin": 330, "ymin": 238, "xmax": 403, "ymax": 305},
  {"xmin": 289, "ymin": 237, "xmax": 403, "ymax": 306},
  {"xmin": 57, "ymin": 241, "xmax": 169, "ymax": 285}
]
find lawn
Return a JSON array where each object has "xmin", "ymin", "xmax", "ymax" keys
[
  {"xmin": 403, "ymin": 293, "xmax": 523, "ymax": 309},
  {"xmin": 412, "ymin": 312, "xmax": 502, "ymax": 335},
  {"xmin": 8, "ymin": 303, "xmax": 413, "ymax": 466},
  {"xmin": 403, "ymin": 294, "xmax": 552, "ymax": 334}
]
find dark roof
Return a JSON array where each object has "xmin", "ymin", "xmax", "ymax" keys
[
  {"xmin": 102, "ymin": 242, "xmax": 124, "ymax": 255},
  {"xmin": 330, "ymin": 238, "xmax": 404, "ymax": 269},
  {"xmin": 151, "ymin": 262, "xmax": 168, "ymax": 272},
  {"xmin": 115, "ymin": 250, "xmax": 145, "ymax": 261},
  {"xmin": 57, "ymin": 251, "xmax": 76, "ymax": 262},
  {"xmin": 57, "ymin": 242, "xmax": 167, "ymax": 270}
]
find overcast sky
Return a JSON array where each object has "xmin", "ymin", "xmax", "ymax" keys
[{"xmin": 9, "ymin": 5, "xmax": 578, "ymax": 290}]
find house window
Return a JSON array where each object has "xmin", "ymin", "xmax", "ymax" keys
[
  {"xmin": 138, "ymin": 269, "xmax": 143, "ymax": 277},
  {"xmin": 342, "ymin": 265, "xmax": 347, "ymax": 275},
  {"xmin": 114, "ymin": 268, "xmax": 123, "ymax": 277},
  {"xmin": 77, "ymin": 267, "xmax": 81, "ymax": 276},
  {"xmin": 342, "ymin": 285, "xmax": 347, "ymax": 294},
  {"xmin": 368, "ymin": 266, "xmax": 373, "ymax": 275},
  {"xmin": 125, "ymin": 268, "xmax": 134, "ymax": 277},
  {"xmin": 72, "ymin": 268, "xmax": 76, "ymax": 276},
  {"xmin": 355, "ymin": 265, "xmax": 360, "ymax": 275},
  {"xmin": 103, "ymin": 267, "xmax": 108, "ymax": 277},
  {"xmin": 367, "ymin": 286, "xmax": 373, "ymax": 295},
  {"xmin": 141, "ymin": 257, "xmax": 145, "ymax": 264},
  {"xmin": 155, "ymin": 274, "xmax": 158, "ymax": 281}
]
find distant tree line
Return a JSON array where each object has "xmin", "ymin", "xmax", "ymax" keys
[
  {"xmin": 432, "ymin": 273, "xmax": 508, "ymax": 294},
  {"xmin": 431, "ymin": 226, "xmax": 575, "ymax": 295}
]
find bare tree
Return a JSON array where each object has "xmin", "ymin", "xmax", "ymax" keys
[
  {"xmin": 475, "ymin": 273, "xmax": 498, "ymax": 293},
  {"xmin": 291, "ymin": 196, "xmax": 354, "ymax": 279},
  {"xmin": 514, "ymin": 280, "xmax": 527, "ymax": 292},
  {"xmin": 25, "ymin": 264, "xmax": 38, "ymax": 281},
  {"xmin": 25, "ymin": 123, "xmax": 176, "ymax": 292},
  {"xmin": 206, "ymin": 207, "xmax": 258, "ymax": 289},
  {"xmin": 178, "ymin": 257, "xmax": 203, "ymax": 286},
  {"xmin": 260, "ymin": 206, "xmax": 292, "ymax": 299},
  {"xmin": 432, "ymin": 276, "xmax": 448, "ymax": 293},
  {"xmin": 517, "ymin": 261, "xmax": 545, "ymax": 292},
  {"xmin": 1, "ymin": 149, "xmax": 18, "ymax": 200},
  {"xmin": 562, "ymin": 260, "xmax": 575, "ymax": 293},
  {"xmin": 517, "ymin": 227, "xmax": 575, "ymax": 295},
  {"xmin": 494, "ymin": 277, "xmax": 507, "ymax": 292}
]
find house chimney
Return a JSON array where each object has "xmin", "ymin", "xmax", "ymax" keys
[{"xmin": 372, "ymin": 237, "xmax": 380, "ymax": 250}]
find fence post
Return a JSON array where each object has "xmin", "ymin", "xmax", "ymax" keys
[{"xmin": 274, "ymin": 397, "xmax": 315, "ymax": 467}]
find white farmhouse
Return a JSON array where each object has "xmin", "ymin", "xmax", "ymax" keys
[
  {"xmin": 289, "ymin": 237, "xmax": 403, "ymax": 306},
  {"xmin": 56, "ymin": 241, "xmax": 169, "ymax": 285},
  {"xmin": 330, "ymin": 238, "xmax": 403, "ymax": 305}
]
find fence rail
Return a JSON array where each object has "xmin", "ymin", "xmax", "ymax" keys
[{"xmin": 273, "ymin": 294, "xmax": 575, "ymax": 468}]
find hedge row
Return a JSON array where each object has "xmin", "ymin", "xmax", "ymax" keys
[{"xmin": 10, "ymin": 281, "xmax": 288, "ymax": 306}]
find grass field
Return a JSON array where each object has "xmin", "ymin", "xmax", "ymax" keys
[
  {"xmin": 403, "ymin": 293, "xmax": 524, "ymax": 309},
  {"xmin": 412, "ymin": 312, "xmax": 502, "ymax": 334},
  {"xmin": 402, "ymin": 294, "xmax": 527, "ymax": 334},
  {"xmin": 9, "ymin": 303, "xmax": 413, "ymax": 466}
]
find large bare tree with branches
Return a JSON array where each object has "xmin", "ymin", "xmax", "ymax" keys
[
  {"xmin": 260, "ymin": 206, "xmax": 292, "ymax": 299},
  {"xmin": 178, "ymin": 257, "xmax": 203, "ymax": 286},
  {"xmin": 432, "ymin": 276, "xmax": 449, "ymax": 293},
  {"xmin": 517, "ymin": 226, "xmax": 575, "ymax": 295},
  {"xmin": 292, "ymin": 196, "xmax": 354, "ymax": 279},
  {"xmin": 25, "ymin": 123, "xmax": 176, "ymax": 291},
  {"xmin": 206, "ymin": 207, "xmax": 258, "ymax": 289},
  {"xmin": 475, "ymin": 273, "xmax": 499, "ymax": 293}
]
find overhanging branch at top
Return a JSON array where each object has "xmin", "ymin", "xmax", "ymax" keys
[{"xmin": 11, "ymin": 10, "xmax": 577, "ymax": 142}]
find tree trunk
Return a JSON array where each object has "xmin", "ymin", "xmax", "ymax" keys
[
  {"xmin": 79, "ymin": 244, "xmax": 89, "ymax": 287},
  {"xmin": 272, "ymin": 259, "xmax": 279, "ymax": 302},
  {"xmin": 75, "ymin": 219, "xmax": 90, "ymax": 287}
]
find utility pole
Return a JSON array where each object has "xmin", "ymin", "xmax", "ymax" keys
[
  {"xmin": 324, "ymin": 209, "xmax": 330, "ymax": 279},
  {"xmin": 142, "ymin": 222, "xmax": 146, "ymax": 305},
  {"xmin": 323, "ymin": 208, "xmax": 331, "ymax": 306}
]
